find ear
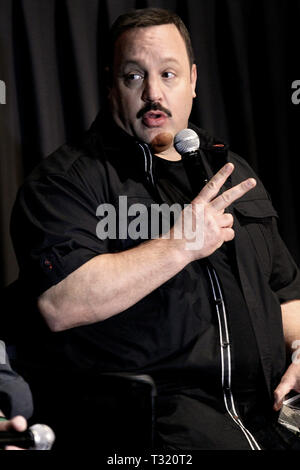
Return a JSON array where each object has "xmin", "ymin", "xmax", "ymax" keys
[{"xmin": 190, "ymin": 63, "xmax": 197, "ymax": 98}]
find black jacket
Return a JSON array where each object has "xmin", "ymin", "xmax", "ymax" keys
[{"xmin": 10, "ymin": 115, "xmax": 300, "ymax": 399}]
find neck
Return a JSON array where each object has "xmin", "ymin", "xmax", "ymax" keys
[{"xmin": 155, "ymin": 146, "xmax": 182, "ymax": 161}]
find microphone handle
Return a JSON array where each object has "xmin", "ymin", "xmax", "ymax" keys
[
  {"xmin": 0, "ymin": 430, "xmax": 34, "ymax": 449},
  {"xmin": 182, "ymin": 150, "xmax": 208, "ymax": 197}
]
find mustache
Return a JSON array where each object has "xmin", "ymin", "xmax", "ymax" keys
[{"xmin": 136, "ymin": 102, "xmax": 172, "ymax": 119}]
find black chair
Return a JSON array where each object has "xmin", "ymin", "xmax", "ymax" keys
[
  {"xmin": 1, "ymin": 281, "xmax": 158, "ymax": 450},
  {"xmin": 100, "ymin": 372, "xmax": 157, "ymax": 446}
]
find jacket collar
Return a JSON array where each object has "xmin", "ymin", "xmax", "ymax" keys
[{"xmin": 85, "ymin": 112, "xmax": 229, "ymax": 196}]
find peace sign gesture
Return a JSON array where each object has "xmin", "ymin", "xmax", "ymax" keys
[{"xmin": 171, "ymin": 163, "xmax": 256, "ymax": 260}]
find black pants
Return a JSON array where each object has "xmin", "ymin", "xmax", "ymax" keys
[
  {"xmin": 28, "ymin": 373, "xmax": 300, "ymax": 451},
  {"xmin": 155, "ymin": 391, "xmax": 300, "ymax": 450}
]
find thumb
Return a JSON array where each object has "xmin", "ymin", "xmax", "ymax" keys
[
  {"xmin": 9, "ymin": 416, "xmax": 27, "ymax": 432},
  {"xmin": 273, "ymin": 378, "xmax": 293, "ymax": 411}
]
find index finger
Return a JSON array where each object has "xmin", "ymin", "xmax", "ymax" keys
[
  {"xmin": 210, "ymin": 178, "xmax": 257, "ymax": 211},
  {"xmin": 196, "ymin": 163, "xmax": 235, "ymax": 204}
]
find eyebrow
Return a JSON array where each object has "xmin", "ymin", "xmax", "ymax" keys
[{"xmin": 122, "ymin": 57, "xmax": 181, "ymax": 69}]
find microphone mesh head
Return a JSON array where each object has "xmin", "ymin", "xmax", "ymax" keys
[
  {"xmin": 30, "ymin": 424, "xmax": 56, "ymax": 450},
  {"xmin": 174, "ymin": 129, "xmax": 200, "ymax": 155}
]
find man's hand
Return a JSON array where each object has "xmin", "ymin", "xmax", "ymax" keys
[
  {"xmin": 0, "ymin": 415, "xmax": 27, "ymax": 450},
  {"xmin": 274, "ymin": 301, "xmax": 300, "ymax": 411},
  {"xmin": 171, "ymin": 162, "xmax": 256, "ymax": 262},
  {"xmin": 273, "ymin": 361, "xmax": 300, "ymax": 411}
]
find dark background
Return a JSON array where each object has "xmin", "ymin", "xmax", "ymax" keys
[{"xmin": 0, "ymin": 0, "xmax": 300, "ymax": 287}]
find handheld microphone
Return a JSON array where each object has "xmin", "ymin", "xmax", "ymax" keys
[
  {"xmin": 174, "ymin": 128, "xmax": 200, "ymax": 157},
  {"xmin": 174, "ymin": 128, "xmax": 208, "ymax": 196},
  {"xmin": 0, "ymin": 423, "xmax": 55, "ymax": 450}
]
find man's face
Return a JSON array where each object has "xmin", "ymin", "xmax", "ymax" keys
[{"xmin": 109, "ymin": 24, "xmax": 197, "ymax": 152}]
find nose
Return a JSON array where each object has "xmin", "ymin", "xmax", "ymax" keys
[{"xmin": 141, "ymin": 76, "xmax": 162, "ymax": 103}]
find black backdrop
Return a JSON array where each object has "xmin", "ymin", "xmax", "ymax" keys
[{"xmin": 0, "ymin": 0, "xmax": 300, "ymax": 287}]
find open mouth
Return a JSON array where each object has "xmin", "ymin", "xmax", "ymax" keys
[{"xmin": 142, "ymin": 111, "xmax": 168, "ymax": 127}]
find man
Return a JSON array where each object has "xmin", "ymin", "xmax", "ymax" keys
[
  {"xmin": 10, "ymin": 8, "xmax": 300, "ymax": 450},
  {"xmin": 0, "ymin": 340, "xmax": 33, "ymax": 450}
]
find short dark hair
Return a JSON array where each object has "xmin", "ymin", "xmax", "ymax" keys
[{"xmin": 108, "ymin": 8, "xmax": 195, "ymax": 69}]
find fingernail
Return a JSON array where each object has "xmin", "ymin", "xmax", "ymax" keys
[
  {"xmin": 225, "ymin": 163, "xmax": 233, "ymax": 172},
  {"xmin": 246, "ymin": 178, "xmax": 256, "ymax": 188}
]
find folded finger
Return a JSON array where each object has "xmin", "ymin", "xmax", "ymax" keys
[
  {"xmin": 223, "ymin": 227, "xmax": 235, "ymax": 242},
  {"xmin": 217, "ymin": 213, "xmax": 234, "ymax": 228}
]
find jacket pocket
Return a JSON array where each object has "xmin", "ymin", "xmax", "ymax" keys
[{"xmin": 233, "ymin": 199, "xmax": 278, "ymax": 278}]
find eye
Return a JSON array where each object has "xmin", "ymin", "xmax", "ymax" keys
[
  {"xmin": 125, "ymin": 73, "xmax": 144, "ymax": 82},
  {"xmin": 162, "ymin": 71, "xmax": 176, "ymax": 79}
]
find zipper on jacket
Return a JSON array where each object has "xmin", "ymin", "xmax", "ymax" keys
[
  {"xmin": 140, "ymin": 141, "xmax": 261, "ymax": 449},
  {"xmin": 137, "ymin": 143, "xmax": 155, "ymax": 188},
  {"xmin": 207, "ymin": 265, "xmax": 261, "ymax": 450}
]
